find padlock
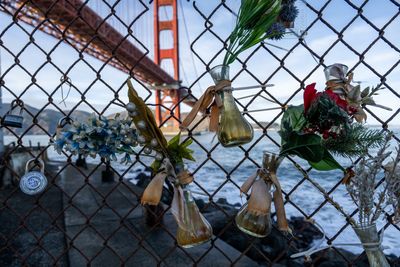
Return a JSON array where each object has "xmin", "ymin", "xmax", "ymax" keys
[
  {"xmin": 19, "ymin": 158, "xmax": 48, "ymax": 195},
  {"xmin": 2, "ymin": 100, "xmax": 24, "ymax": 128}
]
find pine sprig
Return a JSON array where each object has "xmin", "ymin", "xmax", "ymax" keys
[{"xmin": 323, "ymin": 124, "xmax": 385, "ymax": 158}]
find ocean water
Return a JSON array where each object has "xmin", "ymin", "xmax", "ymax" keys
[{"xmin": 4, "ymin": 130, "xmax": 400, "ymax": 256}]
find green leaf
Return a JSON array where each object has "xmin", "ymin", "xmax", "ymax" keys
[
  {"xmin": 279, "ymin": 105, "xmax": 307, "ymax": 146},
  {"xmin": 181, "ymin": 149, "xmax": 195, "ymax": 161},
  {"xmin": 167, "ymin": 132, "xmax": 181, "ymax": 150},
  {"xmin": 165, "ymin": 133, "xmax": 196, "ymax": 165},
  {"xmin": 151, "ymin": 160, "xmax": 162, "ymax": 172},
  {"xmin": 280, "ymin": 132, "xmax": 325, "ymax": 163},
  {"xmin": 181, "ymin": 138, "xmax": 193, "ymax": 148},
  {"xmin": 282, "ymin": 105, "xmax": 307, "ymax": 132},
  {"xmin": 308, "ymin": 150, "xmax": 344, "ymax": 171}
]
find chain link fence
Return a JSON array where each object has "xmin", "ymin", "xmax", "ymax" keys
[{"xmin": 0, "ymin": 0, "xmax": 399, "ymax": 266}]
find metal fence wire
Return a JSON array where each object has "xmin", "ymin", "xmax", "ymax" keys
[{"xmin": 0, "ymin": 0, "xmax": 400, "ymax": 266}]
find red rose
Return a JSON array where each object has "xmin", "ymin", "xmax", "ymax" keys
[
  {"xmin": 325, "ymin": 90, "xmax": 348, "ymax": 111},
  {"xmin": 304, "ymin": 83, "xmax": 319, "ymax": 113}
]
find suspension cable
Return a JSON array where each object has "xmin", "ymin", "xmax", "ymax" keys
[{"xmin": 178, "ymin": 0, "xmax": 203, "ymax": 94}]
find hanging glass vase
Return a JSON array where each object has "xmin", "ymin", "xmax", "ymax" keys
[
  {"xmin": 176, "ymin": 186, "xmax": 213, "ymax": 248},
  {"xmin": 235, "ymin": 201, "xmax": 272, "ymax": 238},
  {"xmin": 235, "ymin": 179, "xmax": 272, "ymax": 237},
  {"xmin": 208, "ymin": 65, "xmax": 254, "ymax": 147},
  {"xmin": 352, "ymin": 224, "xmax": 390, "ymax": 267},
  {"xmin": 324, "ymin": 63, "xmax": 348, "ymax": 82}
]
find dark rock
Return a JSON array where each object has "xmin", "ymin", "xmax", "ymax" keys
[
  {"xmin": 276, "ymin": 259, "xmax": 304, "ymax": 267},
  {"xmin": 135, "ymin": 172, "xmax": 152, "ymax": 188},
  {"xmin": 233, "ymin": 202, "xmax": 241, "ymax": 208},
  {"xmin": 216, "ymin": 198, "xmax": 228, "ymax": 205},
  {"xmin": 312, "ymin": 248, "xmax": 357, "ymax": 266},
  {"xmin": 289, "ymin": 216, "xmax": 323, "ymax": 250},
  {"xmin": 388, "ymin": 255, "xmax": 400, "ymax": 267},
  {"xmin": 318, "ymin": 260, "xmax": 348, "ymax": 267},
  {"xmin": 204, "ymin": 209, "xmax": 289, "ymax": 262},
  {"xmin": 194, "ymin": 198, "xmax": 206, "ymax": 211}
]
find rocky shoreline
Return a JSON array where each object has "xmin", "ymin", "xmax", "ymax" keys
[{"xmin": 135, "ymin": 169, "xmax": 400, "ymax": 267}]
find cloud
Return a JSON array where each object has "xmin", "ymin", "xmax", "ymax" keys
[{"xmin": 0, "ymin": 3, "xmax": 399, "ymax": 125}]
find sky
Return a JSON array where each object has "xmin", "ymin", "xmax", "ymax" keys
[{"xmin": 0, "ymin": 0, "xmax": 399, "ymax": 126}]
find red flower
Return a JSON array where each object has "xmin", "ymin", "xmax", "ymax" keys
[
  {"xmin": 304, "ymin": 83, "xmax": 319, "ymax": 113},
  {"xmin": 325, "ymin": 90, "xmax": 348, "ymax": 111}
]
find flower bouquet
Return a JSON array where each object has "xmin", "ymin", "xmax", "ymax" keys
[
  {"xmin": 279, "ymin": 64, "xmax": 390, "ymax": 172},
  {"xmin": 54, "ymin": 80, "xmax": 212, "ymax": 248},
  {"xmin": 126, "ymin": 80, "xmax": 212, "ymax": 248},
  {"xmin": 344, "ymin": 136, "xmax": 399, "ymax": 267},
  {"xmin": 53, "ymin": 114, "xmax": 138, "ymax": 163},
  {"xmin": 181, "ymin": 0, "xmax": 296, "ymax": 147}
]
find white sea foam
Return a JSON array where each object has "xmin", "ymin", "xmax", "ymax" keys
[{"xmin": 5, "ymin": 130, "xmax": 399, "ymax": 256}]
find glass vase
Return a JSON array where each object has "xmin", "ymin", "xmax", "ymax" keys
[
  {"xmin": 235, "ymin": 202, "xmax": 272, "ymax": 238},
  {"xmin": 324, "ymin": 63, "xmax": 348, "ymax": 82},
  {"xmin": 352, "ymin": 224, "xmax": 390, "ymax": 267},
  {"xmin": 208, "ymin": 65, "xmax": 254, "ymax": 147},
  {"xmin": 176, "ymin": 187, "xmax": 212, "ymax": 248}
]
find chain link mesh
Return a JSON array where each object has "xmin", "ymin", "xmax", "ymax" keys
[{"xmin": 0, "ymin": 0, "xmax": 399, "ymax": 266}]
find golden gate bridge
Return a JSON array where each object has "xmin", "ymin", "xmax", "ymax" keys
[{"xmin": 0, "ymin": 0, "xmax": 196, "ymax": 130}]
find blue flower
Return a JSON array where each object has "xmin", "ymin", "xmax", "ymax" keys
[
  {"xmin": 266, "ymin": 22, "xmax": 286, "ymax": 40},
  {"xmin": 279, "ymin": 3, "xmax": 299, "ymax": 22}
]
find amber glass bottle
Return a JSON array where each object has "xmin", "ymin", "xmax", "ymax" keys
[
  {"xmin": 208, "ymin": 65, "xmax": 253, "ymax": 147},
  {"xmin": 176, "ymin": 187, "xmax": 212, "ymax": 248}
]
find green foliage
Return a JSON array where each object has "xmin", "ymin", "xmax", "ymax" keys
[
  {"xmin": 280, "ymin": 131, "xmax": 324, "ymax": 162},
  {"xmin": 279, "ymin": 105, "xmax": 344, "ymax": 171},
  {"xmin": 323, "ymin": 124, "xmax": 385, "ymax": 158},
  {"xmin": 306, "ymin": 94, "xmax": 348, "ymax": 128},
  {"xmin": 166, "ymin": 132, "xmax": 195, "ymax": 165},
  {"xmin": 223, "ymin": 0, "xmax": 282, "ymax": 65},
  {"xmin": 279, "ymin": 105, "xmax": 307, "ymax": 143},
  {"xmin": 151, "ymin": 133, "xmax": 195, "ymax": 172},
  {"xmin": 309, "ymin": 150, "xmax": 343, "ymax": 171}
]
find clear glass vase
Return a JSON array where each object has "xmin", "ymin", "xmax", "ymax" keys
[
  {"xmin": 324, "ymin": 63, "xmax": 348, "ymax": 81},
  {"xmin": 235, "ymin": 202, "xmax": 272, "ymax": 237},
  {"xmin": 176, "ymin": 187, "xmax": 212, "ymax": 248},
  {"xmin": 208, "ymin": 65, "xmax": 254, "ymax": 147},
  {"xmin": 352, "ymin": 224, "xmax": 390, "ymax": 267}
]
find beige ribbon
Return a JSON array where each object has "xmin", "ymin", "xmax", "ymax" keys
[
  {"xmin": 180, "ymin": 80, "xmax": 231, "ymax": 132},
  {"xmin": 325, "ymin": 72, "xmax": 353, "ymax": 94},
  {"xmin": 141, "ymin": 159, "xmax": 174, "ymax": 205},
  {"xmin": 241, "ymin": 168, "xmax": 291, "ymax": 234},
  {"xmin": 262, "ymin": 170, "xmax": 291, "ymax": 233},
  {"xmin": 170, "ymin": 170, "xmax": 195, "ymax": 230}
]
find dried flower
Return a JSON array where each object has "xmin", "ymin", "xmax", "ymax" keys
[
  {"xmin": 53, "ymin": 113, "xmax": 138, "ymax": 163},
  {"xmin": 346, "ymin": 134, "xmax": 400, "ymax": 226}
]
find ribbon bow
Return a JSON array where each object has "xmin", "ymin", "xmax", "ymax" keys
[
  {"xmin": 325, "ymin": 71, "xmax": 354, "ymax": 95},
  {"xmin": 141, "ymin": 158, "xmax": 175, "ymax": 205},
  {"xmin": 180, "ymin": 80, "xmax": 231, "ymax": 132},
  {"xmin": 240, "ymin": 155, "xmax": 291, "ymax": 234}
]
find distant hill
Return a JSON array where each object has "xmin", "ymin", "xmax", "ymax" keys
[
  {"xmin": 0, "ymin": 103, "xmax": 91, "ymax": 136},
  {"xmin": 1, "ymin": 103, "xmax": 279, "ymax": 135},
  {"xmin": 252, "ymin": 121, "xmax": 280, "ymax": 129}
]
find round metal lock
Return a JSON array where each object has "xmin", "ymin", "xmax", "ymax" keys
[{"xmin": 19, "ymin": 159, "xmax": 48, "ymax": 195}]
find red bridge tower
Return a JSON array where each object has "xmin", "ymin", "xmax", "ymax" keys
[{"xmin": 154, "ymin": 0, "xmax": 181, "ymax": 129}]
